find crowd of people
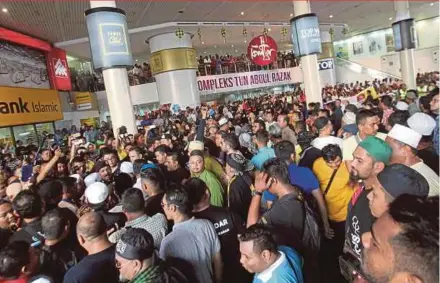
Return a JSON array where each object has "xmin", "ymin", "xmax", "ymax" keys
[{"xmin": 0, "ymin": 78, "xmax": 439, "ymax": 283}]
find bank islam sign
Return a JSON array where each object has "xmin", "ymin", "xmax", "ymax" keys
[
  {"xmin": 197, "ymin": 67, "xmax": 303, "ymax": 96},
  {"xmin": 0, "ymin": 86, "xmax": 63, "ymax": 127}
]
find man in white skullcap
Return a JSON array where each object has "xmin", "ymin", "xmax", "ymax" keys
[
  {"xmin": 386, "ymin": 124, "xmax": 439, "ymax": 196},
  {"xmin": 407, "ymin": 112, "xmax": 439, "ymax": 174}
]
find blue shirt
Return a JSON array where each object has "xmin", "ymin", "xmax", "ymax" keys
[
  {"xmin": 264, "ymin": 163, "xmax": 320, "ymax": 202},
  {"xmin": 251, "ymin": 147, "xmax": 276, "ymax": 170},
  {"xmin": 434, "ymin": 116, "xmax": 439, "ymax": 156},
  {"xmin": 253, "ymin": 245, "xmax": 304, "ymax": 283}
]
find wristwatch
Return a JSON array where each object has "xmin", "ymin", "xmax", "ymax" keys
[{"xmin": 252, "ymin": 190, "xmax": 263, "ymax": 197}]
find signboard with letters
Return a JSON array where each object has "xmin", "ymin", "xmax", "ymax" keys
[
  {"xmin": 46, "ymin": 47, "xmax": 72, "ymax": 91},
  {"xmin": 85, "ymin": 7, "xmax": 133, "ymax": 69},
  {"xmin": 290, "ymin": 13, "xmax": 322, "ymax": 57},
  {"xmin": 0, "ymin": 86, "xmax": 63, "ymax": 126},
  {"xmin": 73, "ymin": 92, "xmax": 93, "ymax": 110},
  {"xmin": 247, "ymin": 35, "xmax": 278, "ymax": 66},
  {"xmin": 197, "ymin": 67, "xmax": 302, "ymax": 96},
  {"xmin": 318, "ymin": 59, "xmax": 334, "ymax": 70}
]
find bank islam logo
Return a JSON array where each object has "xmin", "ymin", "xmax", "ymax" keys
[{"xmin": 53, "ymin": 58, "xmax": 68, "ymax": 78}]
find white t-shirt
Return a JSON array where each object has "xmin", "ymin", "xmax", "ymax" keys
[
  {"xmin": 311, "ymin": 136, "xmax": 343, "ymax": 150},
  {"xmin": 411, "ymin": 161, "xmax": 439, "ymax": 196}
]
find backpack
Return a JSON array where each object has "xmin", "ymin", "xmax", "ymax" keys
[{"xmin": 39, "ymin": 244, "xmax": 79, "ymax": 282}]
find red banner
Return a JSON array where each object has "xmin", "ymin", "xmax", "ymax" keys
[
  {"xmin": 46, "ymin": 47, "xmax": 72, "ymax": 91},
  {"xmin": 247, "ymin": 35, "xmax": 278, "ymax": 66}
]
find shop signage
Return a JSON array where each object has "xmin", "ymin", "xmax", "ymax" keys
[
  {"xmin": 247, "ymin": 35, "xmax": 278, "ymax": 66},
  {"xmin": 197, "ymin": 67, "xmax": 302, "ymax": 96},
  {"xmin": 291, "ymin": 13, "xmax": 322, "ymax": 57},
  {"xmin": 85, "ymin": 7, "xmax": 133, "ymax": 69},
  {"xmin": 46, "ymin": 47, "xmax": 72, "ymax": 91},
  {"xmin": 74, "ymin": 92, "xmax": 93, "ymax": 110},
  {"xmin": 318, "ymin": 59, "xmax": 334, "ymax": 70},
  {"xmin": 392, "ymin": 18, "xmax": 416, "ymax": 51},
  {"xmin": 0, "ymin": 86, "xmax": 63, "ymax": 127}
]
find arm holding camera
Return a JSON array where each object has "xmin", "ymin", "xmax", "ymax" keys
[{"xmin": 36, "ymin": 148, "xmax": 63, "ymax": 184}]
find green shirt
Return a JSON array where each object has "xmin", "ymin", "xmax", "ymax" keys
[
  {"xmin": 130, "ymin": 265, "xmax": 161, "ymax": 283},
  {"xmin": 192, "ymin": 170, "xmax": 224, "ymax": 207}
]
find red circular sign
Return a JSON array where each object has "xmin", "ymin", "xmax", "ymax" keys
[{"xmin": 247, "ymin": 35, "xmax": 278, "ymax": 66}]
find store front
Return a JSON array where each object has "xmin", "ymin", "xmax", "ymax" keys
[{"xmin": 0, "ymin": 86, "xmax": 63, "ymax": 147}]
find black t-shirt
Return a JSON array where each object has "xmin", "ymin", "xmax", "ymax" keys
[
  {"xmin": 228, "ymin": 174, "xmax": 252, "ymax": 224},
  {"xmin": 299, "ymin": 147, "xmax": 322, "ymax": 170},
  {"xmin": 0, "ymin": 228, "xmax": 12, "ymax": 249},
  {"xmin": 345, "ymin": 187, "xmax": 374, "ymax": 262},
  {"xmin": 63, "ymin": 245, "xmax": 118, "ymax": 283},
  {"xmin": 418, "ymin": 147, "xmax": 439, "ymax": 175},
  {"xmin": 193, "ymin": 206, "xmax": 252, "ymax": 283},
  {"xmin": 95, "ymin": 209, "xmax": 126, "ymax": 230},
  {"xmin": 168, "ymin": 167, "xmax": 190, "ymax": 186},
  {"xmin": 9, "ymin": 218, "xmax": 44, "ymax": 246},
  {"xmin": 145, "ymin": 192, "xmax": 165, "ymax": 217},
  {"xmin": 260, "ymin": 193, "xmax": 304, "ymax": 250}
]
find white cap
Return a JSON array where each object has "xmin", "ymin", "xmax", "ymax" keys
[
  {"xmin": 342, "ymin": 112, "xmax": 356, "ymax": 125},
  {"xmin": 218, "ymin": 117, "xmax": 228, "ymax": 127},
  {"xmin": 85, "ymin": 182, "xmax": 109, "ymax": 204},
  {"xmin": 69, "ymin": 174, "xmax": 81, "ymax": 183},
  {"xmin": 407, "ymin": 112, "xmax": 437, "ymax": 136},
  {"xmin": 188, "ymin": 140, "xmax": 204, "ymax": 152},
  {"xmin": 120, "ymin": 161, "xmax": 134, "ymax": 174},
  {"xmin": 388, "ymin": 124, "xmax": 422, "ymax": 149},
  {"xmin": 84, "ymin": 172, "xmax": 101, "ymax": 187},
  {"xmin": 395, "ymin": 101, "xmax": 409, "ymax": 111}
]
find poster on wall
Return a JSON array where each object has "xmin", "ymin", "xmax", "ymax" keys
[
  {"xmin": 0, "ymin": 40, "xmax": 50, "ymax": 89},
  {"xmin": 352, "ymin": 41, "xmax": 364, "ymax": 55},
  {"xmin": 334, "ymin": 42, "xmax": 349, "ymax": 59},
  {"xmin": 385, "ymin": 34, "xmax": 395, "ymax": 53}
]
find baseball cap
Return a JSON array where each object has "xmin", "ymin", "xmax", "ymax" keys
[
  {"xmin": 406, "ymin": 90, "xmax": 417, "ymax": 100},
  {"xmin": 359, "ymin": 136, "xmax": 392, "ymax": 165},
  {"xmin": 377, "ymin": 164, "xmax": 429, "ymax": 199},
  {"xmin": 388, "ymin": 124, "xmax": 422, "ymax": 149},
  {"xmin": 85, "ymin": 182, "xmax": 109, "ymax": 204},
  {"xmin": 407, "ymin": 112, "xmax": 437, "ymax": 136},
  {"xmin": 342, "ymin": 124, "xmax": 358, "ymax": 135},
  {"xmin": 218, "ymin": 117, "xmax": 229, "ymax": 127}
]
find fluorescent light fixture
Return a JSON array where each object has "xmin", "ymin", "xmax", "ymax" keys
[
  {"xmin": 329, "ymin": 15, "xmax": 333, "ymax": 18},
  {"xmin": 2, "ymin": 8, "xmax": 8, "ymax": 13},
  {"xmin": 240, "ymin": 11, "xmax": 245, "ymax": 15}
]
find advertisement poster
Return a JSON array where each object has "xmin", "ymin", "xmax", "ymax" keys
[
  {"xmin": 247, "ymin": 35, "xmax": 278, "ymax": 66},
  {"xmin": 334, "ymin": 42, "xmax": 349, "ymax": 59},
  {"xmin": 353, "ymin": 41, "xmax": 364, "ymax": 55},
  {"xmin": 46, "ymin": 47, "xmax": 72, "ymax": 91},
  {"xmin": 290, "ymin": 14, "xmax": 322, "ymax": 56},
  {"xmin": 74, "ymin": 92, "xmax": 93, "ymax": 110},
  {"xmin": 385, "ymin": 34, "xmax": 395, "ymax": 53},
  {"xmin": 0, "ymin": 40, "xmax": 50, "ymax": 89}
]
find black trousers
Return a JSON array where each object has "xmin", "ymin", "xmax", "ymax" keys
[{"xmin": 320, "ymin": 220, "xmax": 347, "ymax": 283}]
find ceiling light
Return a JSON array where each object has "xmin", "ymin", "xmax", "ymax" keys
[
  {"xmin": 202, "ymin": 41, "xmax": 204, "ymax": 44},
  {"xmin": 2, "ymin": 8, "xmax": 8, "ymax": 13},
  {"xmin": 430, "ymin": 2, "xmax": 434, "ymax": 6},
  {"xmin": 231, "ymin": 44, "xmax": 234, "ymax": 47},
  {"xmin": 268, "ymin": 28, "xmax": 271, "ymax": 31},
  {"xmin": 235, "ymin": 50, "xmax": 238, "ymax": 52},
  {"xmin": 389, "ymin": 17, "xmax": 393, "ymax": 20},
  {"xmin": 329, "ymin": 15, "xmax": 333, "ymax": 18},
  {"xmin": 135, "ymin": 59, "xmax": 138, "ymax": 62},
  {"xmin": 204, "ymin": 51, "xmax": 207, "ymax": 54},
  {"xmin": 244, "ymin": 40, "xmax": 247, "ymax": 43},
  {"xmin": 240, "ymin": 11, "xmax": 245, "ymax": 16},
  {"xmin": 290, "ymin": 13, "xmax": 293, "ymax": 17},
  {"xmin": 214, "ymin": 45, "xmax": 217, "ymax": 48}
]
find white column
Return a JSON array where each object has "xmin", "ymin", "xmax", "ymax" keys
[
  {"xmin": 148, "ymin": 33, "xmax": 200, "ymax": 108},
  {"xmin": 89, "ymin": 0, "xmax": 137, "ymax": 135},
  {"xmin": 293, "ymin": 0, "xmax": 322, "ymax": 105},
  {"xmin": 394, "ymin": 0, "xmax": 416, "ymax": 89}
]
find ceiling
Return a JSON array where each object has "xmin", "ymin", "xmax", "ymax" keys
[{"xmin": 0, "ymin": 1, "xmax": 438, "ymax": 60}]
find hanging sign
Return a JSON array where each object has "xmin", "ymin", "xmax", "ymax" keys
[{"xmin": 247, "ymin": 35, "xmax": 278, "ymax": 66}]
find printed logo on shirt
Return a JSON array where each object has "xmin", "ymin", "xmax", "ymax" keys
[{"xmin": 350, "ymin": 216, "xmax": 362, "ymax": 257}]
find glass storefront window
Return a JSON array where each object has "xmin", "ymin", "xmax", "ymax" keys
[
  {"xmin": 0, "ymin": 128, "xmax": 13, "ymax": 148},
  {"xmin": 35, "ymin": 123, "xmax": 55, "ymax": 148},
  {"xmin": 13, "ymin": 125, "xmax": 37, "ymax": 147}
]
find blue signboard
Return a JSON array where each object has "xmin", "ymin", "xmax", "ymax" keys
[
  {"xmin": 290, "ymin": 13, "xmax": 322, "ymax": 57},
  {"xmin": 85, "ymin": 8, "xmax": 133, "ymax": 69},
  {"xmin": 392, "ymin": 18, "xmax": 416, "ymax": 52}
]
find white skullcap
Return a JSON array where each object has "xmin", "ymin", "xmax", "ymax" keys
[
  {"xmin": 85, "ymin": 182, "xmax": 109, "ymax": 204},
  {"xmin": 218, "ymin": 117, "xmax": 229, "ymax": 127},
  {"xmin": 388, "ymin": 124, "xmax": 422, "ymax": 149},
  {"xmin": 188, "ymin": 140, "xmax": 204, "ymax": 152},
  {"xmin": 395, "ymin": 101, "xmax": 409, "ymax": 111},
  {"xmin": 84, "ymin": 172, "xmax": 101, "ymax": 187},
  {"xmin": 407, "ymin": 112, "xmax": 437, "ymax": 136},
  {"xmin": 342, "ymin": 112, "xmax": 356, "ymax": 125},
  {"xmin": 120, "ymin": 161, "xmax": 134, "ymax": 174}
]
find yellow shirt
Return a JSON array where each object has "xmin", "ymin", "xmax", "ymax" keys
[{"xmin": 313, "ymin": 157, "xmax": 354, "ymax": 222}]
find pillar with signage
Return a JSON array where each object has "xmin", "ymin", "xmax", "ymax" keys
[
  {"xmin": 393, "ymin": 0, "xmax": 416, "ymax": 89},
  {"xmin": 318, "ymin": 31, "xmax": 337, "ymax": 89},
  {"xmin": 85, "ymin": 1, "xmax": 137, "ymax": 135},
  {"xmin": 291, "ymin": 1, "xmax": 323, "ymax": 105},
  {"xmin": 148, "ymin": 32, "xmax": 199, "ymax": 108}
]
